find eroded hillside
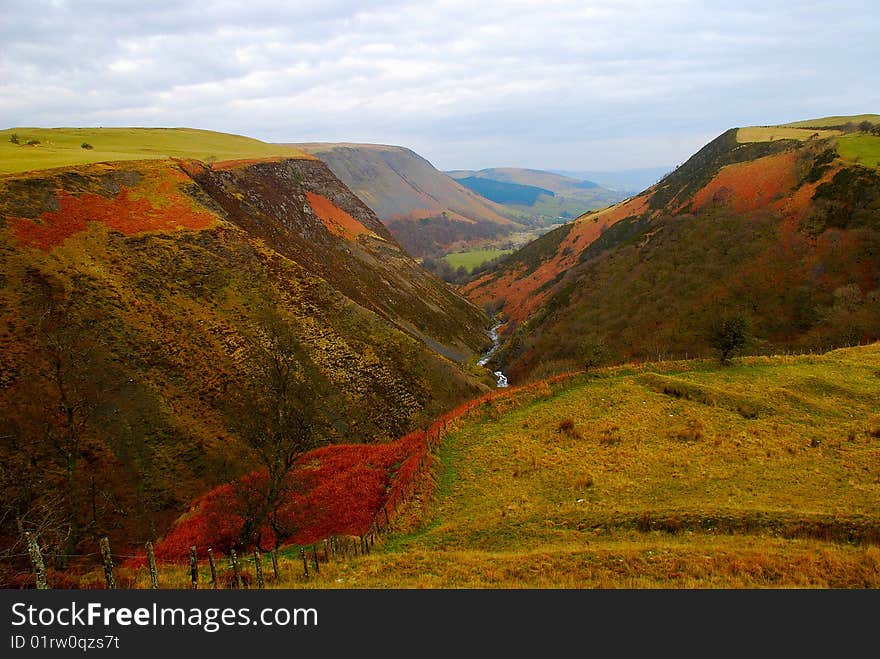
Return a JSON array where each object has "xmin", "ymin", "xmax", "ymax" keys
[
  {"xmin": 0, "ymin": 139, "xmax": 492, "ymax": 562},
  {"xmin": 465, "ymin": 116, "xmax": 880, "ymax": 381}
]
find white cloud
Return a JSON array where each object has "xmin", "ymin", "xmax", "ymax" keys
[{"xmin": 1, "ymin": 0, "xmax": 877, "ymax": 169}]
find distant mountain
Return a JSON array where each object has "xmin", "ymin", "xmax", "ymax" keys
[
  {"xmin": 550, "ymin": 167, "xmax": 671, "ymax": 193},
  {"xmin": 454, "ymin": 176, "xmax": 555, "ymax": 206},
  {"xmin": 446, "ymin": 167, "xmax": 626, "ymax": 222},
  {"xmin": 292, "ymin": 143, "xmax": 519, "ymax": 257},
  {"xmin": 464, "ymin": 115, "xmax": 880, "ymax": 381},
  {"xmin": 0, "ymin": 127, "xmax": 492, "ymax": 562}
]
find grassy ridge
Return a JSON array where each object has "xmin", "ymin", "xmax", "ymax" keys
[
  {"xmin": 278, "ymin": 346, "xmax": 880, "ymax": 588},
  {"xmin": 0, "ymin": 127, "xmax": 312, "ymax": 174}
]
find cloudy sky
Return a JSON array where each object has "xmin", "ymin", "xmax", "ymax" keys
[{"xmin": 2, "ymin": 0, "xmax": 877, "ymax": 171}]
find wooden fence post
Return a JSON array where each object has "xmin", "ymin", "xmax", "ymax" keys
[
  {"xmin": 270, "ymin": 549, "xmax": 279, "ymax": 580},
  {"xmin": 207, "ymin": 548, "xmax": 218, "ymax": 589},
  {"xmin": 25, "ymin": 532, "xmax": 48, "ymax": 590},
  {"xmin": 300, "ymin": 547, "xmax": 309, "ymax": 578},
  {"xmin": 99, "ymin": 537, "xmax": 116, "ymax": 589},
  {"xmin": 384, "ymin": 507, "xmax": 390, "ymax": 527},
  {"xmin": 312, "ymin": 545, "xmax": 320, "ymax": 573},
  {"xmin": 189, "ymin": 546, "xmax": 198, "ymax": 589},
  {"xmin": 230, "ymin": 549, "xmax": 241, "ymax": 588},
  {"xmin": 253, "ymin": 550, "xmax": 264, "ymax": 588},
  {"xmin": 146, "ymin": 541, "xmax": 159, "ymax": 589}
]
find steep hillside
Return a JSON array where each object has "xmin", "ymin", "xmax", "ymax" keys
[
  {"xmin": 0, "ymin": 129, "xmax": 493, "ymax": 564},
  {"xmin": 465, "ymin": 115, "xmax": 880, "ymax": 381},
  {"xmin": 140, "ymin": 345, "xmax": 879, "ymax": 589},
  {"xmin": 293, "ymin": 143, "xmax": 519, "ymax": 257},
  {"xmin": 447, "ymin": 167, "xmax": 625, "ymax": 222}
]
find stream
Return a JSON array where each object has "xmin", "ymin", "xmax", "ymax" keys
[{"xmin": 478, "ymin": 322, "xmax": 508, "ymax": 388}]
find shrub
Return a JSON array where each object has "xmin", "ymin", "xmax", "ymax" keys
[
  {"xmin": 557, "ymin": 417, "xmax": 580, "ymax": 438},
  {"xmin": 25, "ymin": 139, "xmax": 40, "ymax": 146},
  {"xmin": 81, "ymin": 142, "xmax": 94, "ymax": 150},
  {"xmin": 8, "ymin": 133, "xmax": 19, "ymax": 144}
]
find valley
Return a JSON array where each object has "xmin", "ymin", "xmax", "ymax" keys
[{"xmin": 2, "ymin": 115, "xmax": 879, "ymax": 591}]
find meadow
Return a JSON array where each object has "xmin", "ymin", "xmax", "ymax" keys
[
  {"xmin": 103, "ymin": 345, "xmax": 880, "ymax": 589},
  {"xmin": 0, "ymin": 127, "xmax": 311, "ymax": 174},
  {"xmin": 837, "ymin": 133, "xmax": 880, "ymax": 169},
  {"xmin": 442, "ymin": 248, "xmax": 513, "ymax": 272}
]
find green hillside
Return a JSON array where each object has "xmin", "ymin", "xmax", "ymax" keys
[
  {"xmin": 0, "ymin": 127, "xmax": 312, "ymax": 174},
  {"xmin": 285, "ymin": 345, "xmax": 880, "ymax": 588},
  {"xmin": 464, "ymin": 115, "xmax": 880, "ymax": 381}
]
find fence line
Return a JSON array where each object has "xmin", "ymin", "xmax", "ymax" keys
[{"xmin": 22, "ymin": 338, "xmax": 871, "ymax": 589}]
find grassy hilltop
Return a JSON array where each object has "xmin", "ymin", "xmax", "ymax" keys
[{"xmin": 0, "ymin": 127, "xmax": 312, "ymax": 174}]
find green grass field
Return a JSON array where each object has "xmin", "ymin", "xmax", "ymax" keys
[
  {"xmin": 837, "ymin": 133, "xmax": 880, "ymax": 168},
  {"xmin": 89, "ymin": 345, "xmax": 880, "ymax": 589},
  {"xmin": 0, "ymin": 127, "xmax": 311, "ymax": 174},
  {"xmin": 289, "ymin": 346, "xmax": 880, "ymax": 588},
  {"xmin": 442, "ymin": 248, "xmax": 513, "ymax": 272}
]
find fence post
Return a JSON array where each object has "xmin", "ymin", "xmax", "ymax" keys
[
  {"xmin": 270, "ymin": 549, "xmax": 279, "ymax": 580},
  {"xmin": 146, "ymin": 541, "xmax": 159, "ymax": 589},
  {"xmin": 207, "ymin": 548, "xmax": 217, "ymax": 589},
  {"xmin": 25, "ymin": 532, "xmax": 48, "ymax": 590},
  {"xmin": 312, "ymin": 545, "xmax": 320, "ymax": 574},
  {"xmin": 300, "ymin": 547, "xmax": 309, "ymax": 578},
  {"xmin": 253, "ymin": 550, "xmax": 264, "ymax": 588},
  {"xmin": 230, "ymin": 549, "xmax": 241, "ymax": 588},
  {"xmin": 189, "ymin": 546, "xmax": 198, "ymax": 589},
  {"xmin": 99, "ymin": 537, "xmax": 116, "ymax": 589},
  {"xmin": 384, "ymin": 507, "xmax": 390, "ymax": 527}
]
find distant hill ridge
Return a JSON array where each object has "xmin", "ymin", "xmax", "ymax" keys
[
  {"xmin": 0, "ymin": 127, "xmax": 493, "ymax": 563},
  {"xmin": 464, "ymin": 114, "xmax": 880, "ymax": 381}
]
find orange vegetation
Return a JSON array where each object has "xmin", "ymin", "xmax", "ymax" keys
[
  {"xmin": 464, "ymin": 195, "xmax": 650, "ymax": 322},
  {"xmin": 7, "ymin": 169, "xmax": 217, "ymax": 251},
  {"xmin": 691, "ymin": 151, "xmax": 799, "ymax": 214},
  {"xmin": 305, "ymin": 191, "xmax": 372, "ymax": 240}
]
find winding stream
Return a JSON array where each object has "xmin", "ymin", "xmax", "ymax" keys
[{"xmin": 479, "ymin": 322, "xmax": 508, "ymax": 388}]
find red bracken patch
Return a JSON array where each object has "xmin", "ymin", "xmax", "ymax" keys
[
  {"xmin": 691, "ymin": 151, "xmax": 798, "ymax": 214},
  {"xmin": 8, "ymin": 187, "xmax": 217, "ymax": 250},
  {"xmin": 149, "ymin": 431, "xmax": 427, "ymax": 560},
  {"xmin": 463, "ymin": 194, "xmax": 649, "ymax": 322},
  {"xmin": 305, "ymin": 191, "xmax": 371, "ymax": 240}
]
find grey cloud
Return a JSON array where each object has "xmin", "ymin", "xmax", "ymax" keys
[{"xmin": 1, "ymin": 0, "xmax": 877, "ymax": 170}]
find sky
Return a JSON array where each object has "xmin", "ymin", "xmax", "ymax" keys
[{"xmin": 1, "ymin": 0, "xmax": 878, "ymax": 171}]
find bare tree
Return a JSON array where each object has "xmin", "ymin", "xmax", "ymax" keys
[{"xmin": 227, "ymin": 309, "xmax": 339, "ymax": 550}]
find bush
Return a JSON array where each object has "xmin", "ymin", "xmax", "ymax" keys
[
  {"xmin": 708, "ymin": 313, "xmax": 750, "ymax": 364},
  {"xmin": 25, "ymin": 139, "xmax": 40, "ymax": 146},
  {"xmin": 8, "ymin": 133, "xmax": 19, "ymax": 145},
  {"xmin": 557, "ymin": 417, "xmax": 580, "ymax": 438},
  {"xmin": 81, "ymin": 142, "xmax": 94, "ymax": 150}
]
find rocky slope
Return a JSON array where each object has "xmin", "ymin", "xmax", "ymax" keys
[
  {"xmin": 0, "ymin": 134, "xmax": 492, "ymax": 558},
  {"xmin": 464, "ymin": 116, "xmax": 880, "ymax": 381},
  {"xmin": 293, "ymin": 143, "xmax": 520, "ymax": 256}
]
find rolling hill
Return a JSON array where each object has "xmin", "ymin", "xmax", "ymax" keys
[
  {"xmin": 292, "ymin": 143, "xmax": 520, "ymax": 257},
  {"xmin": 0, "ymin": 127, "xmax": 494, "ymax": 571},
  {"xmin": 447, "ymin": 167, "xmax": 625, "ymax": 222},
  {"xmin": 101, "ymin": 345, "xmax": 880, "ymax": 588},
  {"xmin": 463, "ymin": 115, "xmax": 880, "ymax": 382}
]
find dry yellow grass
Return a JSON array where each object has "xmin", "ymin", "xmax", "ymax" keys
[
  {"xmin": 736, "ymin": 127, "xmax": 841, "ymax": 143},
  {"xmin": 85, "ymin": 346, "xmax": 880, "ymax": 589}
]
